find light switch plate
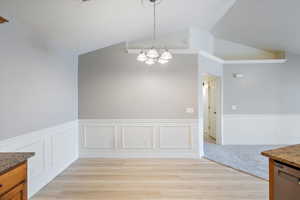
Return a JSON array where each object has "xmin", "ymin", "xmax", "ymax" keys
[
  {"xmin": 231, "ymin": 105, "xmax": 238, "ymax": 110},
  {"xmin": 186, "ymin": 107, "xmax": 194, "ymax": 114},
  {"xmin": 233, "ymin": 73, "xmax": 244, "ymax": 78}
]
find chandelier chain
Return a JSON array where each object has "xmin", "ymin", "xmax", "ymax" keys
[{"xmin": 153, "ymin": 1, "xmax": 156, "ymax": 44}]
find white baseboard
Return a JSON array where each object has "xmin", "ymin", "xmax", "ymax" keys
[
  {"xmin": 0, "ymin": 121, "xmax": 79, "ymax": 198},
  {"xmin": 80, "ymin": 152, "xmax": 199, "ymax": 158},
  {"xmin": 223, "ymin": 114, "xmax": 300, "ymax": 145},
  {"xmin": 79, "ymin": 119, "xmax": 201, "ymax": 158}
]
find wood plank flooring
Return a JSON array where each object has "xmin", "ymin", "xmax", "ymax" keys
[{"xmin": 31, "ymin": 159, "xmax": 268, "ymax": 200}]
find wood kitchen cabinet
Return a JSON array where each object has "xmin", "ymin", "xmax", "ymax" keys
[
  {"xmin": 0, "ymin": 162, "xmax": 28, "ymax": 200},
  {"xmin": 262, "ymin": 145, "xmax": 300, "ymax": 200}
]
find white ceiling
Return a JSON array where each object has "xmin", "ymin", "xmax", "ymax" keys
[
  {"xmin": 0, "ymin": 0, "xmax": 235, "ymax": 55},
  {"xmin": 212, "ymin": 0, "xmax": 300, "ymax": 55},
  {"xmin": 127, "ymin": 30, "xmax": 190, "ymax": 49}
]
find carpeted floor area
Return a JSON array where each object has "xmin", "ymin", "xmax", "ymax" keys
[{"xmin": 204, "ymin": 142, "xmax": 285, "ymax": 179}]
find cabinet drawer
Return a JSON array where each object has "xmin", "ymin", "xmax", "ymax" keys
[
  {"xmin": 0, "ymin": 163, "xmax": 26, "ymax": 196},
  {"xmin": 0, "ymin": 183, "xmax": 26, "ymax": 200}
]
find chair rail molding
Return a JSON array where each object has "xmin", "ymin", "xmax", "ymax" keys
[{"xmin": 79, "ymin": 119, "xmax": 201, "ymax": 158}]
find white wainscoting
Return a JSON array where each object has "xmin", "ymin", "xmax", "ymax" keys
[
  {"xmin": 223, "ymin": 114, "xmax": 300, "ymax": 145},
  {"xmin": 79, "ymin": 119, "xmax": 200, "ymax": 158},
  {"xmin": 0, "ymin": 121, "xmax": 79, "ymax": 198}
]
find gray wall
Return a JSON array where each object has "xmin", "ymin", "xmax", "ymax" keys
[
  {"xmin": 0, "ymin": 21, "xmax": 77, "ymax": 140},
  {"xmin": 223, "ymin": 53, "xmax": 300, "ymax": 114},
  {"xmin": 79, "ymin": 43, "xmax": 198, "ymax": 119}
]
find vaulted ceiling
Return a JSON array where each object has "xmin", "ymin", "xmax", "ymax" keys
[
  {"xmin": 2, "ymin": 0, "xmax": 299, "ymax": 57},
  {"xmin": 0, "ymin": 0, "xmax": 236, "ymax": 55},
  {"xmin": 212, "ymin": 0, "xmax": 300, "ymax": 55}
]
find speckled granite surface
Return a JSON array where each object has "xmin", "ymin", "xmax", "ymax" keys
[
  {"xmin": 0, "ymin": 153, "xmax": 34, "ymax": 174},
  {"xmin": 262, "ymin": 144, "xmax": 300, "ymax": 169}
]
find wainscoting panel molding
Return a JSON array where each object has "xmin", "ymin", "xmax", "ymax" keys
[
  {"xmin": 83, "ymin": 124, "xmax": 117, "ymax": 149},
  {"xmin": 159, "ymin": 125, "xmax": 192, "ymax": 149},
  {"xmin": 121, "ymin": 125, "xmax": 155, "ymax": 150},
  {"xmin": 79, "ymin": 119, "xmax": 200, "ymax": 158},
  {"xmin": 223, "ymin": 114, "xmax": 300, "ymax": 145},
  {"xmin": 0, "ymin": 121, "xmax": 79, "ymax": 198}
]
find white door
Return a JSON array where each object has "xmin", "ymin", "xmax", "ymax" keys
[
  {"xmin": 208, "ymin": 79, "xmax": 217, "ymax": 139},
  {"xmin": 203, "ymin": 81, "xmax": 209, "ymax": 137}
]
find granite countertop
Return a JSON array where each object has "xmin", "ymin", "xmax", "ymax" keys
[
  {"xmin": 262, "ymin": 144, "xmax": 300, "ymax": 169},
  {"xmin": 0, "ymin": 152, "xmax": 35, "ymax": 175}
]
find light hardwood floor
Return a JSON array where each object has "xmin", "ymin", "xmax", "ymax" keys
[{"xmin": 31, "ymin": 159, "xmax": 268, "ymax": 200}]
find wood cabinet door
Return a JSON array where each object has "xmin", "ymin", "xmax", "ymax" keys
[
  {"xmin": 0, "ymin": 164, "xmax": 26, "ymax": 196},
  {"xmin": 0, "ymin": 183, "xmax": 27, "ymax": 200}
]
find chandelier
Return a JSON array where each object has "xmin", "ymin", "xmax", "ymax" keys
[{"xmin": 137, "ymin": 0, "xmax": 173, "ymax": 65}]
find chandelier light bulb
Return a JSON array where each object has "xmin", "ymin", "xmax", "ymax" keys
[
  {"xmin": 158, "ymin": 57, "xmax": 168, "ymax": 64},
  {"xmin": 145, "ymin": 58, "xmax": 155, "ymax": 65},
  {"xmin": 137, "ymin": 51, "xmax": 147, "ymax": 62},
  {"xmin": 146, "ymin": 48, "xmax": 159, "ymax": 59},
  {"xmin": 160, "ymin": 50, "xmax": 173, "ymax": 60},
  {"xmin": 135, "ymin": 0, "xmax": 173, "ymax": 65}
]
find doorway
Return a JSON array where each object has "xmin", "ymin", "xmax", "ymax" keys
[{"xmin": 202, "ymin": 75, "xmax": 221, "ymax": 144}]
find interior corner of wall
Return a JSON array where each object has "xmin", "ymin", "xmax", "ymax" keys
[{"xmin": 189, "ymin": 28, "xmax": 214, "ymax": 53}]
